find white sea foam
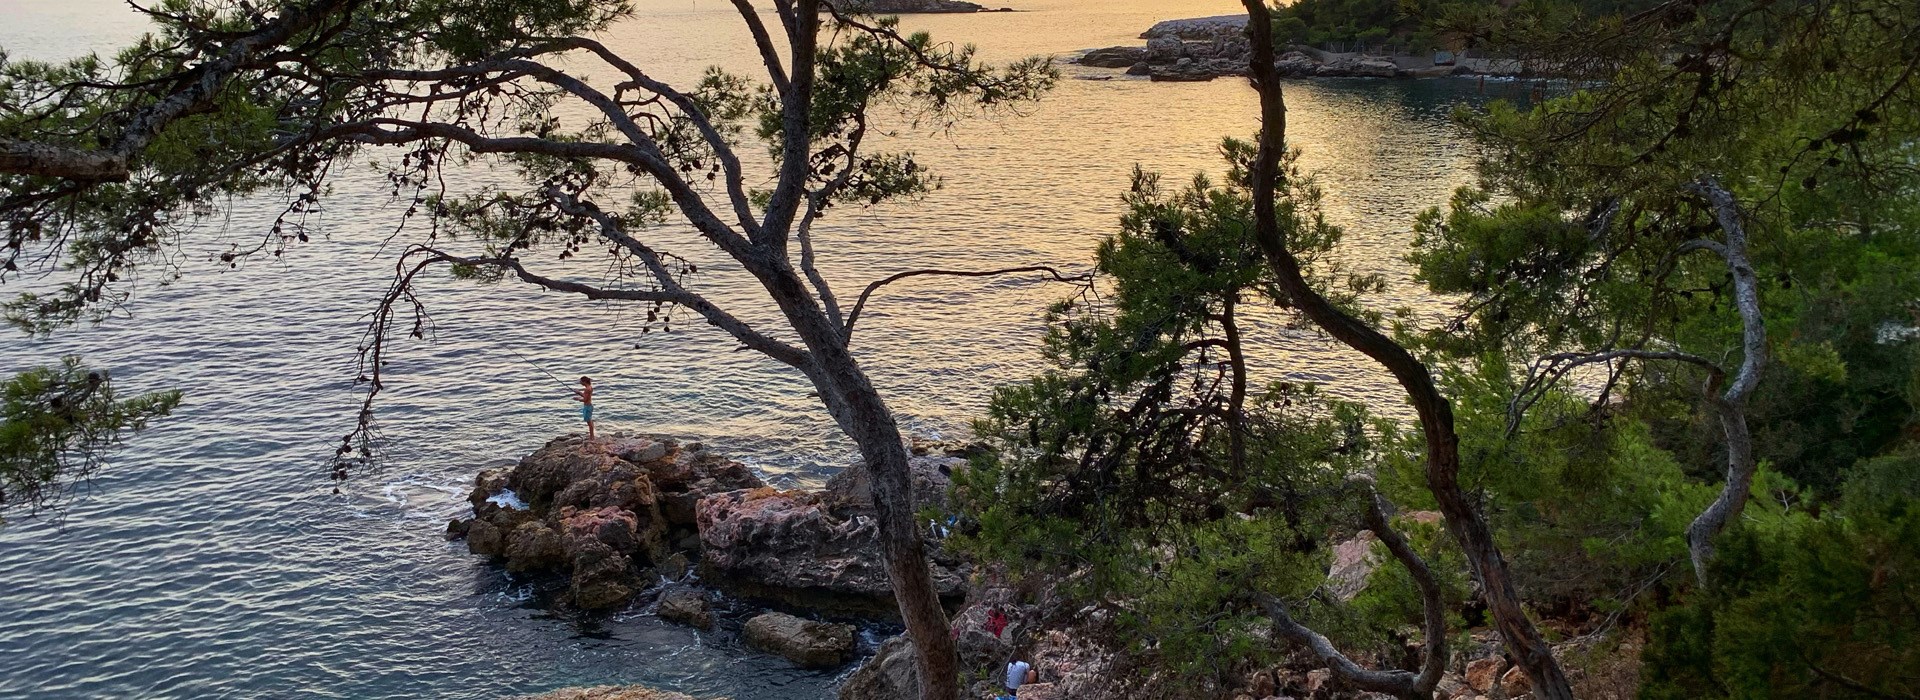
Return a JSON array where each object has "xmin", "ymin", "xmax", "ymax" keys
[{"xmin": 486, "ymin": 489, "xmax": 528, "ymax": 510}]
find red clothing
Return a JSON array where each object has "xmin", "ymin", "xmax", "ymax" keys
[{"xmin": 986, "ymin": 609, "xmax": 1009, "ymax": 637}]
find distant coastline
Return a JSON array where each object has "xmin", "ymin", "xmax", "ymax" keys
[
  {"xmin": 1072, "ymin": 15, "xmax": 1542, "ymax": 82},
  {"xmin": 827, "ymin": 0, "xmax": 1016, "ymax": 13}
]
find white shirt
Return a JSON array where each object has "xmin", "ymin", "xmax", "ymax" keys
[{"xmin": 1006, "ymin": 660, "xmax": 1032, "ymax": 690}]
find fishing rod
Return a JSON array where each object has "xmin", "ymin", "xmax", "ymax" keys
[{"xmin": 505, "ymin": 347, "xmax": 577, "ymax": 393}]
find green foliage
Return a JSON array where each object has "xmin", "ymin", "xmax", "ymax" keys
[
  {"xmin": 1405, "ymin": 8, "xmax": 1920, "ymax": 693},
  {"xmin": 1343, "ymin": 514, "xmax": 1474, "ymax": 649},
  {"xmin": 1380, "ymin": 358, "xmax": 1711, "ymax": 610},
  {"xmin": 1642, "ymin": 453, "xmax": 1920, "ymax": 698},
  {"xmin": 0, "ymin": 357, "xmax": 180, "ymax": 519},
  {"xmin": 1267, "ymin": 0, "xmax": 1660, "ymax": 53},
  {"xmin": 1413, "ymin": 0, "xmax": 1920, "ymax": 494},
  {"xmin": 951, "ymin": 143, "xmax": 1428, "ymax": 688}
]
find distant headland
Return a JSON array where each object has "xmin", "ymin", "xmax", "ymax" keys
[
  {"xmin": 828, "ymin": 0, "xmax": 1016, "ymax": 13},
  {"xmin": 1073, "ymin": 14, "xmax": 1538, "ymax": 82}
]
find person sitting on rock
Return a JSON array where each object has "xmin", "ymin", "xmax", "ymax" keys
[
  {"xmin": 572, "ymin": 376, "xmax": 596, "ymax": 441},
  {"xmin": 1003, "ymin": 657, "xmax": 1035, "ymax": 698}
]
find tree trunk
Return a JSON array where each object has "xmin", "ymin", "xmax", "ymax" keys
[
  {"xmin": 1683, "ymin": 178, "xmax": 1768, "ymax": 586},
  {"xmin": 1236, "ymin": 2, "xmax": 1573, "ymax": 697},
  {"xmin": 821, "ymin": 351, "xmax": 960, "ymax": 700},
  {"xmin": 756, "ymin": 263, "xmax": 959, "ymax": 700},
  {"xmin": 1222, "ymin": 293, "xmax": 1249, "ymax": 474}
]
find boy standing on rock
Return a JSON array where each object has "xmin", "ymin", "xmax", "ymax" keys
[{"xmin": 573, "ymin": 376, "xmax": 596, "ymax": 441}]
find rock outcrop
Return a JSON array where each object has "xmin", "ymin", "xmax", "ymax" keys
[
  {"xmin": 457, "ymin": 431, "xmax": 978, "ymax": 675},
  {"xmin": 830, "ymin": 0, "xmax": 1013, "ymax": 13},
  {"xmin": 695, "ymin": 487, "xmax": 966, "ymax": 613},
  {"xmin": 1274, "ymin": 50, "xmax": 1319, "ymax": 77},
  {"xmin": 1315, "ymin": 56, "xmax": 1402, "ymax": 78},
  {"xmin": 840, "ymin": 510, "xmax": 1480, "ymax": 700},
  {"xmin": 1466, "ymin": 656, "xmax": 1504, "ymax": 692},
  {"xmin": 1076, "ymin": 46, "xmax": 1147, "ymax": 69},
  {"xmin": 1328, "ymin": 530, "xmax": 1384, "ymax": 602},
  {"xmin": 743, "ymin": 612, "xmax": 858, "ymax": 668},
  {"xmin": 842, "ymin": 576, "xmax": 1144, "ymax": 700},
  {"xmin": 1140, "ymin": 14, "xmax": 1248, "ymax": 41},
  {"xmin": 821, "ymin": 452, "xmax": 963, "ymax": 513},
  {"xmin": 696, "ymin": 454, "xmax": 968, "ymax": 613},
  {"xmin": 1075, "ymin": 15, "xmax": 1543, "ymax": 82},
  {"xmin": 1327, "ymin": 510, "xmax": 1444, "ymax": 602},
  {"xmin": 457, "ymin": 434, "xmax": 764, "ymax": 610},
  {"xmin": 838, "ymin": 635, "xmax": 920, "ymax": 700}
]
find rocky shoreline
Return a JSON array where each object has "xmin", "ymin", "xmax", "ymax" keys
[
  {"xmin": 460, "ymin": 431, "xmax": 1621, "ymax": 700},
  {"xmin": 449, "ymin": 432, "xmax": 970, "ymax": 669},
  {"xmin": 1073, "ymin": 15, "xmax": 1538, "ymax": 82}
]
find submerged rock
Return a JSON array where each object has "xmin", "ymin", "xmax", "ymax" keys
[
  {"xmin": 742, "ymin": 612, "xmax": 857, "ymax": 668},
  {"xmin": 656, "ymin": 586, "xmax": 714, "ymax": 630},
  {"xmin": 1078, "ymin": 46, "xmax": 1148, "ymax": 69}
]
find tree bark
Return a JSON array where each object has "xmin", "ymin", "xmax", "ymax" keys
[
  {"xmin": 1236, "ymin": 2, "xmax": 1574, "ymax": 697},
  {"xmin": 0, "ymin": 0, "xmax": 361, "ymax": 182},
  {"xmin": 1682, "ymin": 177, "xmax": 1767, "ymax": 586},
  {"xmin": 0, "ymin": 140, "xmax": 128, "ymax": 181},
  {"xmin": 1222, "ymin": 293, "xmax": 1250, "ymax": 474},
  {"xmin": 1262, "ymin": 484, "xmax": 1447, "ymax": 700},
  {"xmin": 837, "ymin": 371, "xmax": 961, "ymax": 700},
  {"xmin": 753, "ymin": 260, "xmax": 960, "ymax": 700}
]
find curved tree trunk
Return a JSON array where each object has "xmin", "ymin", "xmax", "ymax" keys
[
  {"xmin": 1262, "ymin": 484, "xmax": 1448, "ymax": 700},
  {"xmin": 837, "ymin": 377, "xmax": 961, "ymax": 700},
  {"xmin": 1682, "ymin": 177, "xmax": 1768, "ymax": 586},
  {"xmin": 1236, "ymin": 2, "xmax": 1573, "ymax": 697},
  {"xmin": 758, "ymin": 263, "xmax": 960, "ymax": 700}
]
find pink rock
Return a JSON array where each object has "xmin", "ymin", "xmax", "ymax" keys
[
  {"xmin": 1012, "ymin": 683, "xmax": 1060, "ymax": 700},
  {"xmin": 1466, "ymin": 657, "xmax": 1504, "ymax": 692},
  {"xmin": 1328, "ymin": 530, "xmax": 1382, "ymax": 601},
  {"xmin": 1306, "ymin": 668, "xmax": 1332, "ymax": 693},
  {"xmin": 1501, "ymin": 665, "xmax": 1533, "ymax": 696}
]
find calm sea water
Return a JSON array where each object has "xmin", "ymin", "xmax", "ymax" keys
[{"xmin": 0, "ymin": 1, "xmax": 1514, "ymax": 697}]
